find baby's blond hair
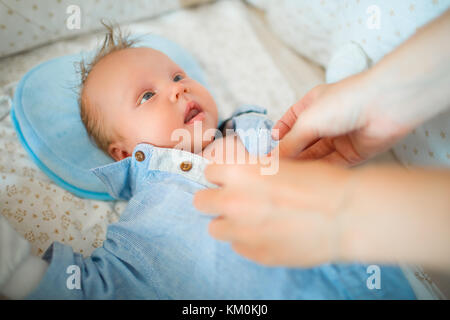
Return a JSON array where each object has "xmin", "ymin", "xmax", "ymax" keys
[{"xmin": 78, "ymin": 22, "xmax": 137, "ymax": 155}]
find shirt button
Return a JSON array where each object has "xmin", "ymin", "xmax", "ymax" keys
[
  {"xmin": 135, "ymin": 151, "xmax": 145, "ymax": 162},
  {"xmin": 180, "ymin": 161, "xmax": 192, "ymax": 172}
]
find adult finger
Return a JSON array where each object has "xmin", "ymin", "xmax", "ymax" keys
[
  {"xmin": 319, "ymin": 135, "xmax": 365, "ymax": 166},
  {"xmin": 271, "ymin": 86, "xmax": 322, "ymax": 141},
  {"xmin": 277, "ymin": 119, "xmax": 320, "ymax": 159},
  {"xmin": 271, "ymin": 110, "xmax": 297, "ymax": 141},
  {"xmin": 203, "ymin": 163, "xmax": 228, "ymax": 186},
  {"xmin": 209, "ymin": 217, "xmax": 266, "ymax": 245},
  {"xmin": 209, "ymin": 217, "xmax": 243, "ymax": 241},
  {"xmin": 194, "ymin": 187, "xmax": 274, "ymax": 223},
  {"xmin": 277, "ymin": 96, "xmax": 356, "ymax": 159},
  {"xmin": 294, "ymin": 138, "xmax": 335, "ymax": 161},
  {"xmin": 193, "ymin": 188, "xmax": 225, "ymax": 215},
  {"xmin": 203, "ymin": 163, "xmax": 260, "ymax": 188},
  {"xmin": 231, "ymin": 242, "xmax": 275, "ymax": 266},
  {"xmin": 271, "ymin": 100, "xmax": 308, "ymax": 141},
  {"xmin": 319, "ymin": 152, "xmax": 352, "ymax": 166}
]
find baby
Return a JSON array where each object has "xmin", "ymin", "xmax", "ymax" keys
[
  {"xmin": 79, "ymin": 25, "xmax": 256, "ymax": 167},
  {"xmin": 0, "ymin": 26, "xmax": 416, "ymax": 299}
]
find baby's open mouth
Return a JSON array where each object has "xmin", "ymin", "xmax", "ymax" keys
[{"xmin": 184, "ymin": 101, "xmax": 205, "ymax": 124}]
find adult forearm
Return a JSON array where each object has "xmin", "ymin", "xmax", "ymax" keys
[
  {"xmin": 339, "ymin": 166, "xmax": 450, "ymax": 271},
  {"xmin": 364, "ymin": 9, "xmax": 450, "ymax": 129}
]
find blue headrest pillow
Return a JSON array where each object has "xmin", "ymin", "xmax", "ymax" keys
[{"xmin": 11, "ymin": 34, "xmax": 210, "ymax": 201}]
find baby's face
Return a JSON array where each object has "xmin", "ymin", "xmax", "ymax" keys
[{"xmin": 84, "ymin": 47, "xmax": 218, "ymax": 161}]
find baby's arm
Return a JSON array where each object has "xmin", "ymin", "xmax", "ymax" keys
[
  {"xmin": 0, "ymin": 215, "xmax": 48, "ymax": 299},
  {"xmin": 22, "ymin": 235, "xmax": 158, "ymax": 299}
]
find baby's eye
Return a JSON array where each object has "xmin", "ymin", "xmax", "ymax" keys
[
  {"xmin": 173, "ymin": 74, "xmax": 184, "ymax": 82},
  {"xmin": 139, "ymin": 91, "xmax": 155, "ymax": 105}
]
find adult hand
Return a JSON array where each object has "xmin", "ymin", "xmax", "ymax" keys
[
  {"xmin": 193, "ymin": 160, "xmax": 353, "ymax": 267},
  {"xmin": 273, "ymin": 6, "xmax": 450, "ymax": 167},
  {"xmin": 272, "ymin": 73, "xmax": 415, "ymax": 166},
  {"xmin": 194, "ymin": 160, "xmax": 450, "ymax": 270},
  {"xmin": 194, "ymin": 9, "xmax": 450, "ymax": 270}
]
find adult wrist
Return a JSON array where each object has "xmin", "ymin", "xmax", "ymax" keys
[
  {"xmin": 360, "ymin": 46, "xmax": 450, "ymax": 132},
  {"xmin": 350, "ymin": 68, "xmax": 383, "ymax": 127},
  {"xmin": 350, "ymin": 66, "xmax": 419, "ymax": 144},
  {"xmin": 328, "ymin": 167, "xmax": 363, "ymax": 263},
  {"xmin": 333, "ymin": 69, "xmax": 379, "ymax": 132},
  {"xmin": 331, "ymin": 165, "xmax": 421, "ymax": 265}
]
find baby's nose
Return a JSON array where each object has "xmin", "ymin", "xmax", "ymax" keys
[{"xmin": 170, "ymin": 83, "xmax": 189, "ymax": 103}]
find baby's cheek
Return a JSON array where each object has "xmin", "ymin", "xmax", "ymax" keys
[
  {"xmin": 160, "ymin": 122, "xmax": 185, "ymax": 147},
  {"xmin": 131, "ymin": 117, "xmax": 175, "ymax": 148}
]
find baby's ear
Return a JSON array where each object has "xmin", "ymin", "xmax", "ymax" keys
[{"xmin": 108, "ymin": 143, "xmax": 131, "ymax": 161}]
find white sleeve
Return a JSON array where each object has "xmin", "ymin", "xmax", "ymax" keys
[
  {"xmin": 0, "ymin": 215, "xmax": 48, "ymax": 299},
  {"xmin": 326, "ymin": 42, "xmax": 371, "ymax": 84}
]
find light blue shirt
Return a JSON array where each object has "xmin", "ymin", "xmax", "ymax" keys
[{"xmin": 26, "ymin": 105, "xmax": 416, "ymax": 299}]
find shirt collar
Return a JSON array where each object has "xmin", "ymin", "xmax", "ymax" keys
[{"xmin": 90, "ymin": 143, "xmax": 216, "ymax": 200}]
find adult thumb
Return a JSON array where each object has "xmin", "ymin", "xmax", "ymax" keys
[
  {"xmin": 278, "ymin": 96, "xmax": 363, "ymax": 158},
  {"xmin": 277, "ymin": 108, "xmax": 322, "ymax": 158}
]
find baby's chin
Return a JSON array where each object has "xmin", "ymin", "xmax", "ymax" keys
[
  {"xmin": 181, "ymin": 112, "xmax": 218, "ymax": 151},
  {"xmin": 169, "ymin": 122, "xmax": 216, "ymax": 154},
  {"xmin": 187, "ymin": 127, "xmax": 217, "ymax": 154},
  {"xmin": 169, "ymin": 138, "xmax": 213, "ymax": 154}
]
